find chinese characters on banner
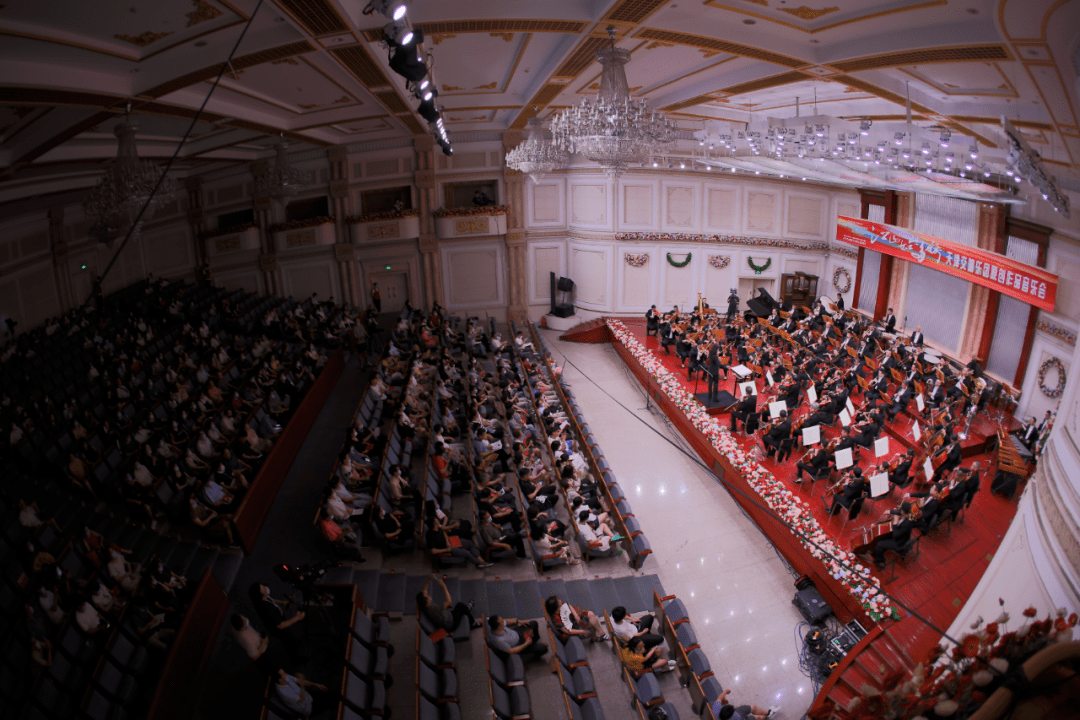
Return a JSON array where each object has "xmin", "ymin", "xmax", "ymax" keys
[{"xmin": 835, "ymin": 216, "xmax": 1058, "ymax": 313}]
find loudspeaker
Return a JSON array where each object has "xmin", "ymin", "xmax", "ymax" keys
[
  {"xmin": 552, "ymin": 303, "xmax": 575, "ymax": 318},
  {"xmin": 557, "ymin": 277, "xmax": 574, "ymax": 292},
  {"xmin": 792, "ymin": 586, "xmax": 834, "ymax": 624}
]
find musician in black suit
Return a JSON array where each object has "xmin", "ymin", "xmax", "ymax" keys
[
  {"xmin": 835, "ymin": 293, "xmax": 845, "ymax": 311},
  {"xmin": 762, "ymin": 410, "xmax": 791, "ymax": 459},
  {"xmin": 731, "ymin": 391, "xmax": 757, "ymax": 432},
  {"xmin": 961, "ymin": 462, "xmax": 981, "ymax": 507},
  {"xmin": 687, "ymin": 343, "xmax": 704, "ymax": 381},
  {"xmin": 795, "ymin": 445, "xmax": 830, "ymax": 484},
  {"xmin": 659, "ymin": 322, "xmax": 675, "ymax": 354},
  {"xmin": 675, "ymin": 333, "xmax": 693, "ymax": 367},
  {"xmin": 883, "ymin": 308, "xmax": 897, "ymax": 334},
  {"xmin": 726, "ymin": 290, "xmax": 739, "ymax": 323},
  {"xmin": 801, "ymin": 403, "xmax": 834, "ymax": 429},
  {"xmin": 864, "ymin": 372, "xmax": 888, "ymax": 405},
  {"xmin": 911, "ymin": 489, "xmax": 941, "ymax": 533},
  {"xmin": 932, "ymin": 440, "xmax": 962, "ymax": 482},
  {"xmin": 1017, "ymin": 416, "xmax": 1039, "ymax": 451},
  {"xmin": 885, "ymin": 381, "xmax": 913, "ymax": 422},
  {"xmin": 888, "ymin": 449, "xmax": 915, "ymax": 488},
  {"xmin": 645, "ymin": 305, "xmax": 659, "ymax": 336},
  {"xmin": 872, "ymin": 503, "xmax": 916, "ymax": 567},
  {"xmin": 910, "ymin": 326, "xmax": 924, "ymax": 347},
  {"xmin": 829, "ymin": 469, "xmax": 867, "ymax": 515},
  {"xmin": 706, "ymin": 344, "xmax": 723, "ymax": 401}
]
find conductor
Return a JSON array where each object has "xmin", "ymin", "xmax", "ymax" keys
[{"xmin": 706, "ymin": 343, "xmax": 722, "ymax": 402}]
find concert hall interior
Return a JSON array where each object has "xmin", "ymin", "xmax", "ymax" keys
[{"xmin": 2, "ymin": 2, "xmax": 1080, "ymax": 720}]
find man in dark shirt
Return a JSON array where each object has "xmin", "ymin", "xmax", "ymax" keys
[{"xmin": 872, "ymin": 504, "xmax": 916, "ymax": 567}]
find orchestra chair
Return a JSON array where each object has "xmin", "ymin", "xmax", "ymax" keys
[{"xmin": 880, "ymin": 536, "xmax": 920, "ymax": 585}]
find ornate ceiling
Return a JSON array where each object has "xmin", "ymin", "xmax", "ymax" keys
[{"xmin": 0, "ymin": 0, "xmax": 1077, "ymax": 191}]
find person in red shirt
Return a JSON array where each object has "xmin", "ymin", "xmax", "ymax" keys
[{"xmin": 317, "ymin": 508, "xmax": 365, "ymax": 563}]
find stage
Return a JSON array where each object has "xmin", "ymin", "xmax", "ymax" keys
[{"xmin": 575, "ymin": 317, "xmax": 1024, "ymax": 666}]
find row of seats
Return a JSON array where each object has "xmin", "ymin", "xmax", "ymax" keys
[
  {"xmin": 519, "ymin": 321, "xmax": 654, "ymax": 570},
  {"xmin": 541, "ymin": 607, "xmax": 604, "ymax": 720}
]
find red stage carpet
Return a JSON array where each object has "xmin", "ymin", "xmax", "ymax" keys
[{"xmin": 616, "ymin": 319, "xmax": 1023, "ymax": 663}]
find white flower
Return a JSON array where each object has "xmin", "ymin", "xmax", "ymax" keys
[
  {"xmin": 972, "ymin": 670, "xmax": 993, "ymax": 687},
  {"xmin": 988, "ymin": 657, "xmax": 1009, "ymax": 674}
]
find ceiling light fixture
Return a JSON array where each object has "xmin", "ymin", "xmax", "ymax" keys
[
  {"xmin": 505, "ymin": 116, "xmax": 569, "ymax": 184},
  {"xmin": 366, "ymin": 0, "xmax": 408, "ymax": 21},
  {"xmin": 939, "ymin": 129, "xmax": 951, "ymax": 148},
  {"xmin": 549, "ymin": 27, "xmax": 675, "ymax": 178},
  {"xmin": 859, "ymin": 119, "xmax": 871, "ymax": 135}
]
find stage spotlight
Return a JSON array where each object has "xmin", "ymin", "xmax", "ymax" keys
[
  {"xmin": 939, "ymin": 129, "xmax": 951, "ymax": 148},
  {"xmin": 422, "ymin": 86, "xmax": 438, "ymax": 102},
  {"xmin": 384, "ymin": 21, "xmax": 414, "ymax": 47},
  {"xmin": 366, "ymin": 0, "xmax": 407, "ymax": 21},
  {"xmin": 859, "ymin": 119, "xmax": 871, "ymax": 135},
  {"xmin": 418, "ymin": 98, "xmax": 439, "ymax": 122},
  {"xmin": 390, "ymin": 46, "xmax": 427, "ymax": 82}
]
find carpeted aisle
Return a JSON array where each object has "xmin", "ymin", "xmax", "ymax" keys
[{"xmin": 620, "ymin": 320, "xmax": 1022, "ymax": 662}]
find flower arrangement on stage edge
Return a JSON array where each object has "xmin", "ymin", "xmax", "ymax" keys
[
  {"xmin": 833, "ymin": 267, "xmax": 852, "ymax": 295},
  {"xmin": 605, "ymin": 319, "xmax": 899, "ymax": 622},
  {"xmin": 433, "ymin": 204, "xmax": 509, "ymax": 218},
  {"xmin": 708, "ymin": 255, "xmax": 731, "ymax": 269},
  {"xmin": 616, "ymin": 232, "xmax": 829, "ymax": 252},
  {"xmin": 809, "ymin": 604, "xmax": 1077, "ymax": 720},
  {"xmin": 667, "ymin": 252, "xmax": 692, "ymax": 268},
  {"xmin": 1037, "ymin": 356, "xmax": 1066, "ymax": 398},
  {"xmin": 625, "ymin": 253, "xmax": 649, "ymax": 267}
]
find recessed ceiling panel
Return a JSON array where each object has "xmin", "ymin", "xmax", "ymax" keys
[{"xmin": 224, "ymin": 58, "xmax": 360, "ymax": 113}]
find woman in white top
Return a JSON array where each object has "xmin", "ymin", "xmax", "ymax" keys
[
  {"xmin": 231, "ymin": 613, "xmax": 268, "ymax": 660},
  {"xmin": 75, "ymin": 601, "xmax": 104, "ymax": 635},
  {"xmin": 107, "ymin": 546, "xmax": 142, "ymax": 593}
]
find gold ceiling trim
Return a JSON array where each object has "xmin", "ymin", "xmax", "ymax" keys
[
  {"xmin": 702, "ymin": 0, "xmax": 946, "ymax": 35},
  {"xmin": 999, "ymin": 0, "xmax": 1071, "ymax": 43},
  {"xmin": 140, "ymin": 39, "xmax": 316, "ymax": 98},
  {"xmin": 660, "ymin": 95, "xmax": 717, "ymax": 112},
  {"xmin": 114, "ymin": 31, "xmax": 174, "ymax": 47},
  {"xmin": 413, "ymin": 19, "xmax": 587, "ymax": 35},
  {"xmin": 0, "ymin": 28, "xmax": 139, "ymax": 61},
  {"xmin": 778, "ymin": 7, "xmax": 839, "ymax": 22},
  {"xmin": 633, "ymin": 28, "xmax": 805, "ymax": 68},
  {"xmin": 509, "ymin": 83, "xmax": 565, "ymax": 129},
  {"xmin": 828, "ymin": 44, "xmax": 1011, "ymax": 73},
  {"xmin": 374, "ymin": 91, "xmax": 411, "ymax": 116},
  {"xmin": 187, "ymin": 0, "xmax": 224, "ymax": 27},
  {"xmin": 300, "ymin": 55, "xmax": 363, "ymax": 106},
  {"xmin": 330, "ymin": 44, "xmax": 391, "ymax": 89},
  {"xmin": 603, "ymin": 0, "xmax": 668, "ymax": 25},
  {"xmin": 720, "ymin": 71, "xmax": 810, "ymax": 97},
  {"xmin": 273, "ymin": 0, "xmax": 349, "ymax": 37},
  {"xmin": 832, "ymin": 75, "xmax": 936, "ymax": 116},
  {"xmin": 951, "ymin": 116, "xmax": 1053, "ymax": 130},
  {"xmin": 554, "ymin": 35, "xmax": 611, "ymax": 78},
  {"xmin": 897, "ymin": 67, "xmax": 1019, "ymax": 99},
  {"xmin": 644, "ymin": 56, "xmax": 739, "ymax": 96},
  {"xmin": 939, "ymin": 120, "xmax": 998, "ymax": 150},
  {"xmin": 293, "ymin": 114, "xmax": 389, "ymax": 131}
]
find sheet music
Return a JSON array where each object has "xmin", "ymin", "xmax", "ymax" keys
[
  {"xmin": 923, "ymin": 457, "xmax": 935, "ymax": 481},
  {"xmin": 739, "ymin": 381, "xmax": 756, "ymax": 397},
  {"xmin": 869, "ymin": 472, "xmax": 890, "ymax": 498},
  {"xmin": 839, "ymin": 409, "xmax": 851, "ymax": 427},
  {"xmin": 769, "ymin": 400, "xmax": 787, "ymax": 419},
  {"xmin": 732, "ymin": 364, "xmax": 751, "ymax": 378},
  {"xmin": 802, "ymin": 425, "xmax": 821, "ymax": 446},
  {"xmin": 912, "ymin": 420, "xmax": 922, "ymax": 441},
  {"xmin": 846, "ymin": 398, "xmax": 855, "ymax": 416},
  {"xmin": 915, "ymin": 393, "xmax": 925, "ymax": 412},
  {"xmin": 766, "ymin": 370, "xmax": 774, "ymax": 387},
  {"xmin": 874, "ymin": 436, "xmax": 890, "ymax": 457},
  {"xmin": 835, "ymin": 447, "xmax": 854, "ymax": 469},
  {"xmin": 806, "ymin": 385, "xmax": 818, "ymax": 404}
]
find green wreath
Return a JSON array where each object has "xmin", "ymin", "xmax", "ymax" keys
[
  {"xmin": 748, "ymin": 256, "xmax": 772, "ymax": 274},
  {"xmin": 666, "ymin": 252, "xmax": 692, "ymax": 267}
]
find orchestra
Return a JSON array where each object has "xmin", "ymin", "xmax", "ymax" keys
[{"xmin": 638, "ymin": 287, "xmax": 1023, "ymax": 575}]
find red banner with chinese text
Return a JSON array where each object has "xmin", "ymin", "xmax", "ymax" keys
[{"xmin": 836, "ymin": 216, "xmax": 1057, "ymax": 313}]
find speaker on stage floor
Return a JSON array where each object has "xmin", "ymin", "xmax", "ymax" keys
[{"xmin": 792, "ymin": 582, "xmax": 834, "ymax": 624}]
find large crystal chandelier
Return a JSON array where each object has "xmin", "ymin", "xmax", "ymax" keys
[
  {"xmin": 505, "ymin": 117, "xmax": 569, "ymax": 184},
  {"xmin": 549, "ymin": 27, "xmax": 677, "ymax": 178},
  {"xmin": 254, "ymin": 138, "xmax": 307, "ymax": 200},
  {"xmin": 84, "ymin": 119, "xmax": 179, "ymax": 243}
]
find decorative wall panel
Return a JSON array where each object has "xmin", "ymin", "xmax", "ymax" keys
[
  {"xmin": 570, "ymin": 184, "xmax": 607, "ymax": 225},
  {"xmin": 662, "ymin": 255, "xmax": 694, "ymax": 308},
  {"xmin": 623, "ymin": 185, "xmax": 653, "ymax": 226},
  {"xmin": 664, "ymin": 185, "xmax": 695, "ymax": 228},
  {"xmin": 745, "ymin": 191, "xmax": 777, "ymax": 235},
  {"xmin": 448, "ymin": 249, "xmax": 500, "ymax": 305},
  {"xmin": 532, "ymin": 246, "xmax": 561, "ymax": 302},
  {"xmin": 532, "ymin": 184, "xmax": 561, "ymax": 224},
  {"xmin": 786, "ymin": 195, "xmax": 824, "ymax": 238},
  {"xmin": 621, "ymin": 260, "xmax": 651, "ymax": 308},
  {"xmin": 706, "ymin": 186, "xmax": 738, "ymax": 231},
  {"xmin": 571, "ymin": 247, "xmax": 608, "ymax": 306}
]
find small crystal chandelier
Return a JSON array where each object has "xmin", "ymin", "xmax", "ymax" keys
[
  {"xmin": 254, "ymin": 137, "xmax": 307, "ymax": 200},
  {"xmin": 505, "ymin": 117, "xmax": 569, "ymax": 184},
  {"xmin": 549, "ymin": 27, "xmax": 677, "ymax": 178},
  {"xmin": 84, "ymin": 118, "xmax": 179, "ymax": 243}
]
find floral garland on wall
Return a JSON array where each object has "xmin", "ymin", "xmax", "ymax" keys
[
  {"xmin": 606, "ymin": 319, "xmax": 898, "ymax": 621},
  {"xmin": 832, "ymin": 267, "xmax": 852, "ymax": 295},
  {"xmin": 433, "ymin": 204, "xmax": 509, "ymax": 218},
  {"xmin": 616, "ymin": 232, "xmax": 829, "ymax": 252},
  {"xmin": 829, "ymin": 245, "xmax": 859, "ymax": 261},
  {"xmin": 747, "ymin": 256, "xmax": 771, "ymax": 274},
  {"xmin": 345, "ymin": 208, "xmax": 420, "ymax": 224},
  {"xmin": 1035, "ymin": 320, "xmax": 1077, "ymax": 347},
  {"xmin": 625, "ymin": 253, "xmax": 649, "ymax": 267},
  {"xmin": 667, "ymin": 252, "xmax": 692, "ymax": 267},
  {"xmin": 267, "ymin": 216, "xmax": 334, "ymax": 233},
  {"xmin": 708, "ymin": 255, "xmax": 731, "ymax": 269},
  {"xmin": 1037, "ymin": 357, "xmax": 1066, "ymax": 398}
]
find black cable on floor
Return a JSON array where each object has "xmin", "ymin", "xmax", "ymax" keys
[
  {"xmin": 539, "ymin": 329, "xmax": 962, "ymax": 651},
  {"xmin": 86, "ymin": 0, "xmax": 267, "ymax": 307}
]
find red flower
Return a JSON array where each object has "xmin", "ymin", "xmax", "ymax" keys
[
  {"xmin": 1054, "ymin": 617, "xmax": 1068, "ymax": 631},
  {"xmin": 1070, "ymin": 613, "xmax": 1078, "ymax": 627},
  {"xmin": 1023, "ymin": 606, "xmax": 1038, "ymax": 617},
  {"xmin": 985, "ymin": 622, "xmax": 998, "ymax": 635},
  {"xmin": 919, "ymin": 678, "xmax": 936, "ymax": 695},
  {"xmin": 971, "ymin": 690, "xmax": 987, "ymax": 705},
  {"xmin": 881, "ymin": 668, "xmax": 906, "ymax": 692},
  {"xmin": 961, "ymin": 634, "xmax": 981, "ymax": 658}
]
